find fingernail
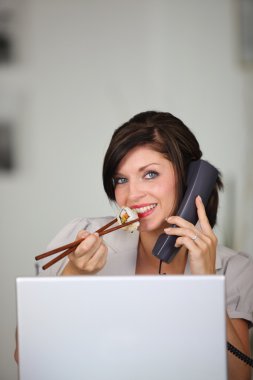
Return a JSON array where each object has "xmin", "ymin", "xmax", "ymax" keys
[
  {"xmin": 197, "ymin": 195, "xmax": 202, "ymax": 202},
  {"xmin": 164, "ymin": 228, "xmax": 171, "ymax": 233},
  {"xmin": 166, "ymin": 216, "xmax": 172, "ymax": 222},
  {"xmin": 87, "ymin": 234, "xmax": 97, "ymax": 244}
]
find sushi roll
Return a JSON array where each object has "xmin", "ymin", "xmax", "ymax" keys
[{"xmin": 117, "ymin": 206, "xmax": 140, "ymax": 232}]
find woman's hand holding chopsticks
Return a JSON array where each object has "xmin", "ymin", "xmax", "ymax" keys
[
  {"xmin": 61, "ymin": 230, "xmax": 108, "ymax": 275},
  {"xmin": 35, "ymin": 217, "xmax": 139, "ymax": 272}
]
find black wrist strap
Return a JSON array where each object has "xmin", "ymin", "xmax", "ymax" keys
[{"xmin": 227, "ymin": 341, "xmax": 253, "ymax": 367}]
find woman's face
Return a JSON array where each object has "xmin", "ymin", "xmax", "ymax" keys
[{"xmin": 114, "ymin": 145, "xmax": 177, "ymax": 233}]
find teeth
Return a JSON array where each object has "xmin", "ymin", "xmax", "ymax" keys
[{"xmin": 133, "ymin": 204, "xmax": 157, "ymax": 214}]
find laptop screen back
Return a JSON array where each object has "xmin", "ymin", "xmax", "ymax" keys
[{"xmin": 16, "ymin": 276, "xmax": 227, "ymax": 380}]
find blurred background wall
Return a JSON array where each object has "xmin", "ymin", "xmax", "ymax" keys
[{"xmin": 0, "ymin": 0, "xmax": 252, "ymax": 379}]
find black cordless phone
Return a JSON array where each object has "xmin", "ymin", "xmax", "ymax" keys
[{"xmin": 152, "ymin": 159, "xmax": 219, "ymax": 263}]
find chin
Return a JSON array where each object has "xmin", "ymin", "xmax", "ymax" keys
[{"xmin": 139, "ymin": 218, "xmax": 165, "ymax": 233}]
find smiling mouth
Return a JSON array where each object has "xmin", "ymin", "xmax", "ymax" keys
[{"xmin": 132, "ymin": 204, "xmax": 157, "ymax": 215}]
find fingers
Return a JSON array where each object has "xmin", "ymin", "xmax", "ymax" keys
[
  {"xmin": 164, "ymin": 196, "xmax": 217, "ymax": 274},
  {"xmin": 165, "ymin": 195, "xmax": 216, "ymax": 243},
  {"xmin": 75, "ymin": 233, "xmax": 101, "ymax": 260},
  {"xmin": 173, "ymin": 232, "xmax": 212, "ymax": 256},
  {"xmin": 83, "ymin": 244, "xmax": 108, "ymax": 273},
  {"xmin": 164, "ymin": 226, "xmax": 214, "ymax": 247},
  {"xmin": 68, "ymin": 230, "xmax": 108, "ymax": 274},
  {"xmin": 75, "ymin": 229, "xmax": 91, "ymax": 241},
  {"xmin": 195, "ymin": 195, "xmax": 213, "ymax": 235},
  {"xmin": 166, "ymin": 227, "xmax": 216, "ymax": 274}
]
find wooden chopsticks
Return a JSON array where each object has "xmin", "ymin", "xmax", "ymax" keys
[{"xmin": 35, "ymin": 217, "xmax": 139, "ymax": 270}]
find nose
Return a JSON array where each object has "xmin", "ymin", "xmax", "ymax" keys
[{"xmin": 128, "ymin": 180, "xmax": 146, "ymax": 202}]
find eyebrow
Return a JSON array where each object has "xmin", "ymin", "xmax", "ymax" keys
[
  {"xmin": 139, "ymin": 163, "xmax": 160, "ymax": 171},
  {"xmin": 115, "ymin": 163, "xmax": 160, "ymax": 176}
]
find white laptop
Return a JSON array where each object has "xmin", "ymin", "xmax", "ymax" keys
[{"xmin": 16, "ymin": 276, "xmax": 227, "ymax": 380}]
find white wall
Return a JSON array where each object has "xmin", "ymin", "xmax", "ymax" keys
[{"xmin": 0, "ymin": 1, "xmax": 252, "ymax": 379}]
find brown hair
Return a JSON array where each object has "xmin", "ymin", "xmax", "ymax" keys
[{"xmin": 102, "ymin": 111, "xmax": 223, "ymax": 227}]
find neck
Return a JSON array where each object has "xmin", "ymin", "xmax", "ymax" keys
[{"xmin": 136, "ymin": 231, "xmax": 187, "ymax": 275}]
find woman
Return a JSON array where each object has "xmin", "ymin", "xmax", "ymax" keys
[{"xmin": 38, "ymin": 111, "xmax": 253, "ymax": 379}]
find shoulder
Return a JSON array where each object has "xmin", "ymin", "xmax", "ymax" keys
[
  {"xmin": 217, "ymin": 245, "xmax": 253, "ymax": 290},
  {"xmin": 217, "ymin": 245, "xmax": 253, "ymax": 325},
  {"xmin": 217, "ymin": 245, "xmax": 253, "ymax": 277}
]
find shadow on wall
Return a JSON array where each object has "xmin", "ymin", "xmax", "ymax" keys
[
  {"xmin": 0, "ymin": 121, "xmax": 15, "ymax": 171},
  {"xmin": 222, "ymin": 178, "xmax": 236, "ymax": 249}
]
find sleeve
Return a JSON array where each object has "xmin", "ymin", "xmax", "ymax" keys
[
  {"xmin": 38, "ymin": 217, "xmax": 90, "ymax": 277},
  {"xmin": 225, "ymin": 252, "xmax": 253, "ymax": 328}
]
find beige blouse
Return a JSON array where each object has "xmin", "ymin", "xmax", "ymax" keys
[{"xmin": 38, "ymin": 216, "xmax": 253, "ymax": 327}]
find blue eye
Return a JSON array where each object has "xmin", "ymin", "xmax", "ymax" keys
[
  {"xmin": 113, "ymin": 177, "xmax": 128, "ymax": 185},
  {"xmin": 145, "ymin": 171, "xmax": 159, "ymax": 179}
]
